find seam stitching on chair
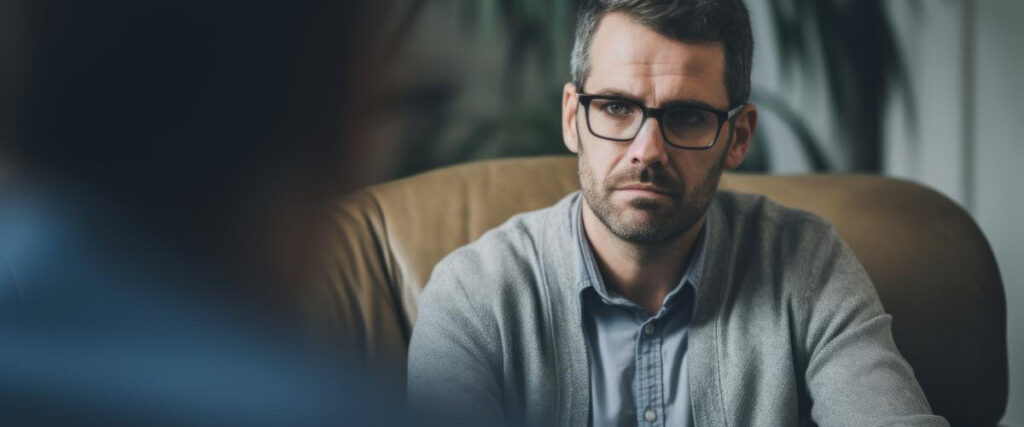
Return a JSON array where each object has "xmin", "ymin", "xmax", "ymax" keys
[
  {"xmin": 366, "ymin": 190, "xmax": 412, "ymax": 342},
  {"xmin": 326, "ymin": 201, "xmax": 370, "ymax": 351}
]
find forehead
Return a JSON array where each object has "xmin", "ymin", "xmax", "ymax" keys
[{"xmin": 586, "ymin": 12, "xmax": 728, "ymax": 108}]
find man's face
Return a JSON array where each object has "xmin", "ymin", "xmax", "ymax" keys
[{"xmin": 562, "ymin": 12, "xmax": 754, "ymax": 245}]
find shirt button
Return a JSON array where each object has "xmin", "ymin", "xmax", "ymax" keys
[
  {"xmin": 643, "ymin": 323, "xmax": 655, "ymax": 336},
  {"xmin": 644, "ymin": 409, "xmax": 657, "ymax": 422}
]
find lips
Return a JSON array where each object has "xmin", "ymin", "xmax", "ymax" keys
[{"xmin": 615, "ymin": 184, "xmax": 676, "ymax": 197}]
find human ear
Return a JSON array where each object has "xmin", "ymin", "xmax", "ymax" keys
[
  {"xmin": 722, "ymin": 104, "xmax": 758, "ymax": 169},
  {"xmin": 562, "ymin": 82, "xmax": 580, "ymax": 154}
]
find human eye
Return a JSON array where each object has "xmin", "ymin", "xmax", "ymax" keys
[
  {"xmin": 666, "ymin": 108, "xmax": 710, "ymax": 126},
  {"xmin": 596, "ymin": 100, "xmax": 637, "ymax": 117}
]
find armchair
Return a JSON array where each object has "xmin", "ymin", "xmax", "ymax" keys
[{"xmin": 314, "ymin": 156, "xmax": 1007, "ymax": 425}]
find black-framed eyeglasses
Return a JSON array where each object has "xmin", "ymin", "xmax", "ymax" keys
[{"xmin": 577, "ymin": 92, "xmax": 745, "ymax": 150}]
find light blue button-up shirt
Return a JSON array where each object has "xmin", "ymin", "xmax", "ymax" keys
[{"xmin": 574, "ymin": 197, "xmax": 708, "ymax": 427}]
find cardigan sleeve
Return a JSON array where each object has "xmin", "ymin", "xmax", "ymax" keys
[
  {"xmin": 798, "ymin": 225, "xmax": 949, "ymax": 426},
  {"xmin": 407, "ymin": 258, "xmax": 506, "ymax": 426}
]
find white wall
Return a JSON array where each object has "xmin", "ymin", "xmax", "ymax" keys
[{"xmin": 884, "ymin": 2, "xmax": 968, "ymax": 206}]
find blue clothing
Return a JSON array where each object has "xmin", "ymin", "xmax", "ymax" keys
[
  {"xmin": 0, "ymin": 186, "xmax": 407, "ymax": 426},
  {"xmin": 575, "ymin": 197, "xmax": 707, "ymax": 427}
]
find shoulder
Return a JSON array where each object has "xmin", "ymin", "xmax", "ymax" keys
[
  {"xmin": 712, "ymin": 190, "xmax": 860, "ymax": 296},
  {"xmin": 713, "ymin": 190, "xmax": 875, "ymax": 310},
  {"xmin": 421, "ymin": 192, "xmax": 577, "ymax": 310},
  {"xmin": 713, "ymin": 190, "xmax": 840, "ymax": 257},
  {"xmin": 710, "ymin": 191, "xmax": 884, "ymax": 342},
  {"xmin": 715, "ymin": 190, "xmax": 834, "ymax": 234}
]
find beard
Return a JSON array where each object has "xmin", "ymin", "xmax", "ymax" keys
[{"xmin": 577, "ymin": 139, "xmax": 725, "ymax": 245}]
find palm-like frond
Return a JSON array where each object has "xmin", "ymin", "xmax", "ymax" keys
[
  {"xmin": 767, "ymin": 0, "xmax": 920, "ymax": 171},
  {"xmin": 380, "ymin": 0, "xmax": 918, "ymax": 174}
]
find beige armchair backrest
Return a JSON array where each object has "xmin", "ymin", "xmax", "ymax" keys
[{"xmin": 317, "ymin": 156, "xmax": 1007, "ymax": 425}]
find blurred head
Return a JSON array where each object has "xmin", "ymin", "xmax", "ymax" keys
[
  {"xmin": 562, "ymin": 0, "xmax": 757, "ymax": 245},
  {"xmin": 2, "ymin": 1, "xmax": 367, "ymax": 295}
]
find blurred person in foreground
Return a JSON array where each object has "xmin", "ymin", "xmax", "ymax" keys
[
  {"xmin": 408, "ymin": 0, "xmax": 946, "ymax": 426},
  {"xmin": 0, "ymin": 1, "xmax": 405, "ymax": 425}
]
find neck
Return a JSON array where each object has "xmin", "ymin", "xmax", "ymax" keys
[{"xmin": 581, "ymin": 200, "xmax": 704, "ymax": 316}]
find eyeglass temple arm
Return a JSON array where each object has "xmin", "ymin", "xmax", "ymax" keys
[{"xmin": 727, "ymin": 103, "xmax": 747, "ymax": 120}]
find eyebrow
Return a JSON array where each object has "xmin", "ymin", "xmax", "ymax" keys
[{"xmin": 588, "ymin": 88, "xmax": 724, "ymax": 111}]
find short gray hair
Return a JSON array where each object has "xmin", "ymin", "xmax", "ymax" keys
[{"xmin": 570, "ymin": 0, "xmax": 753, "ymax": 107}]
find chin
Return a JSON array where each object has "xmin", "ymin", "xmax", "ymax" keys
[
  {"xmin": 609, "ymin": 222, "xmax": 677, "ymax": 245},
  {"xmin": 619, "ymin": 194, "xmax": 678, "ymax": 213},
  {"xmin": 609, "ymin": 206, "xmax": 695, "ymax": 243},
  {"xmin": 613, "ymin": 211, "xmax": 663, "ymax": 232}
]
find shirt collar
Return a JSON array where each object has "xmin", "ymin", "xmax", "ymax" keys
[{"xmin": 573, "ymin": 192, "xmax": 709, "ymax": 312}]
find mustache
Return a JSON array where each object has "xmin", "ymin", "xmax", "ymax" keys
[{"xmin": 605, "ymin": 166, "xmax": 684, "ymax": 197}]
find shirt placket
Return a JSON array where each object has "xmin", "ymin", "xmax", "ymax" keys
[{"xmin": 635, "ymin": 317, "xmax": 664, "ymax": 427}]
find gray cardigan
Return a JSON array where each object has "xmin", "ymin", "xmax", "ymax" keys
[{"xmin": 408, "ymin": 191, "xmax": 947, "ymax": 427}]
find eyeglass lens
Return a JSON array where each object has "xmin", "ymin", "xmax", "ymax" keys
[{"xmin": 587, "ymin": 98, "xmax": 720, "ymax": 148}]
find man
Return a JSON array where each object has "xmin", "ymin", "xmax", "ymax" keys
[{"xmin": 408, "ymin": 1, "xmax": 947, "ymax": 426}]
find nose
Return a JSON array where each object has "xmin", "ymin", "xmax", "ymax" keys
[{"xmin": 627, "ymin": 117, "xmax": 669, "ymax": 167}]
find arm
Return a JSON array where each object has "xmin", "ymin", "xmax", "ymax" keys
[
  {"xmin": 798, "ymin": 226, "xmax": 948, "ymax": 426},
  {"xmin": 407, "ymin": 262, "xmax": 505, "ymax": 425}
]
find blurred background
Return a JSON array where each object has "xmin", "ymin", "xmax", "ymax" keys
[
  {"xmin": 363, "ymin": 0, "xmax": 1023, "ymax": 424},
  {"xmin": 1, "ymin": 0, "xmax": 1021, "ymax": 424}
]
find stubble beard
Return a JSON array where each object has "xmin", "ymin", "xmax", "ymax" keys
[{"xmin": 577, "ymin": 137, "xmax": 725, "ymax": 245}]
